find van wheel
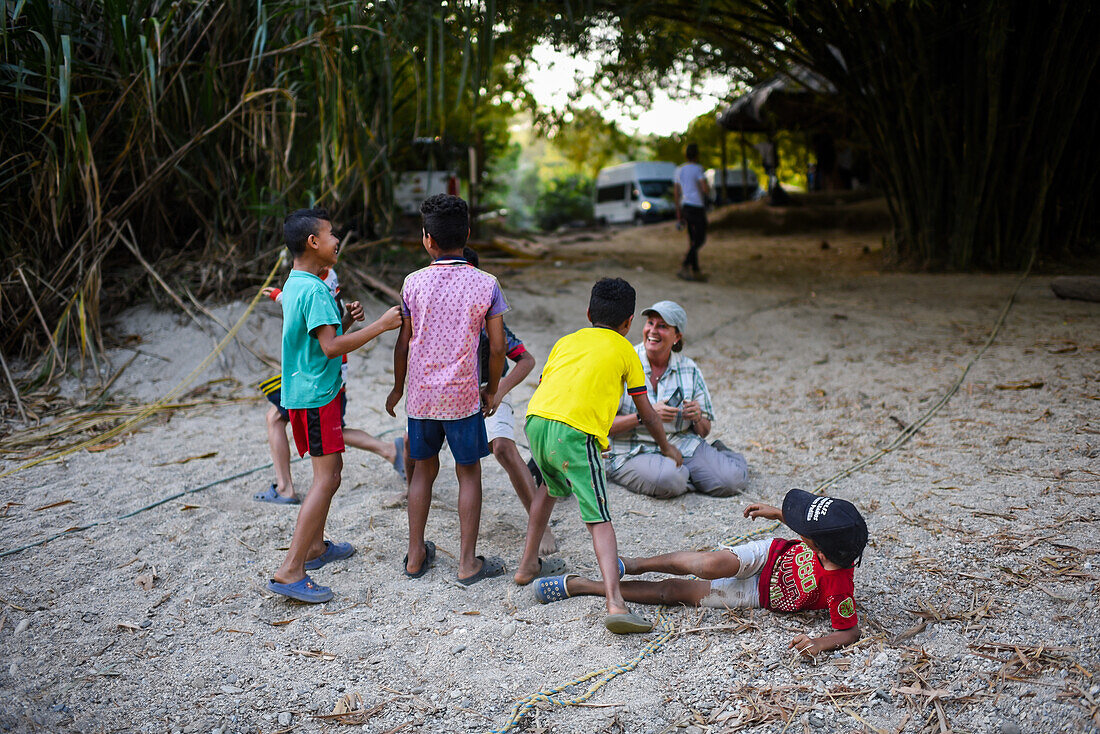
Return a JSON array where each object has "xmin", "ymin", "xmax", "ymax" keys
[
  {"xmin": 597, "ymin": 217, "xmax": 608, "ymax": 227},
  {"xmin": 633, "ymin": 213, "xmax": 645, "ymax": 226}
]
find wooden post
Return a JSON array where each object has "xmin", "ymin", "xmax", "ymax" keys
[
  {"xmin": 719, "ymin": 129, "xmax": 728, "ymax": 206},
  {"xmin": 739, "ymin": 129, "xmax": 749, "ymax": 202}
]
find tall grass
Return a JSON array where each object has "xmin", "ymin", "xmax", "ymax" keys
[{"xmin": 0, "ymin": 0, "xmax": 521, "ymax": 392}]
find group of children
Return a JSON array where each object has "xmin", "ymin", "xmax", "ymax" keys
[{"xmin": 260, "ymin": 194, "xmax": 869, "ymax": 654}]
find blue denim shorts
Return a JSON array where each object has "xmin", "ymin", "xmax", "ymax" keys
[{"xmin": 407, "ymin": 412, "xmax": 489, "ymax": 466}]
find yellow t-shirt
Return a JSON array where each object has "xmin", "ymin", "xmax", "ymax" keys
[{"xmin": 526, "ymin": 327, "xmax": 647, "ymax": 449}]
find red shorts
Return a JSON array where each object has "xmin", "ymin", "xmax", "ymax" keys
[{"xmin": 288, "ymin": 393, "xmax": 345, "ymax": 457}]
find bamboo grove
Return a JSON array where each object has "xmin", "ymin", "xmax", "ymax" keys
[
  {"xmin": 0, "ymin": 0, "xmax": 528, "ymax": 379},
  {"xmin": 525, "ymin": 0, "xmax": 1100, "ymax": 270},
  {"xmin": 3, "ymin": 0, "xmax": 1098, "ymax": 388}
]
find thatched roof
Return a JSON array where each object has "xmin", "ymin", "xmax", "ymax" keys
[{"xmin": 717, "ymin": 67, "xmax": 837, "ymax": 132}]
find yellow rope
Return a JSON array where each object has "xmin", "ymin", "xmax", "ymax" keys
[
  {"xmin": 489, "ymin": 260, "xmax": 1034, "ymax": 734},
  {"xmin": 0, "ymin": 258, "xmax": 281, "ymax": 480}
]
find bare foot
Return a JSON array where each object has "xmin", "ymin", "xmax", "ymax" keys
[
  {"xmin": 513, "ymin": 559, "xmax": 542, "ymax": 586},
  {"xmin": 538, "ymin": 527, "xmax": 558, "ymax": 556}
]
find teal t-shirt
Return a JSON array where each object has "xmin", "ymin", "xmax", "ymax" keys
[{"xmin": 280, "ymin": 269, "xmax": 343, "ymax": 409}]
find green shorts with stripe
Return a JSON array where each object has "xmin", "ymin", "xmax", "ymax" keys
[{"xmin": 525, "ymin": 415, "xmax": 611, "ymax": 524}]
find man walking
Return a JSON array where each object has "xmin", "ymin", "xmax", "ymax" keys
[{"xmin": 675, "ymin": 143, "xmax": 710, "ymax": 282}]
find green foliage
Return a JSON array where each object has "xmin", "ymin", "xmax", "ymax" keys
[
  {"xmin": 0, "ymin": 0, "xmax": 527, "ymax": 365},
  {"xmin": 517, "ymin": 0, "xmax": 1100, "ymax": 270},
  {"xmin": 535, "ymin": 171, "xmax": 594, "ymax": 231}
]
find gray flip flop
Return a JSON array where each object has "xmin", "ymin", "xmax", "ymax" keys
[
  {"xmin": 604, "ymin": 612, "xmax": 653, "ymax": 634},
  {"xmin": 457, "ymin": 555, "xmax": 506, "ymax": 586}
]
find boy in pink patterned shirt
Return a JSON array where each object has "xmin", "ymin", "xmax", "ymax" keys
[{"xmin": 387, "ymin": 194, "xmax": 508, "ymax": 585}]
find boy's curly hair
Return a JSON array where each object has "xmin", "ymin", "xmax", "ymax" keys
[
  {"xmin": 588, "ymin": 277, "xmax": 636, "ymax": 328},
  {"xmin": 283, "ymin": 207, "xmax": 331, "ymax": 257},
  {"xmin": 421, "ymin": 194, "xmax": 469, "ymax": 251}
]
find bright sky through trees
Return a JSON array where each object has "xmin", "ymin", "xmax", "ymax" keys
[{"xmin": 524, "ymin": 42, "xmax": 731, "ymax": 136}]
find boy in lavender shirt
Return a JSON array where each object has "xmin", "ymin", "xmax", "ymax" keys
[{"xmin": 386, "ymin": 194, "xmax": 508, "ymax": 585}]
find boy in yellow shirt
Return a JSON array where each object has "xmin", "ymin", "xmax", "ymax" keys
[{"xmin": 515, "ymin": 278, "xmax": 682, "ymax": 633}]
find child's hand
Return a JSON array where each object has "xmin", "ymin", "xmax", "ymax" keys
[
  {"xmin": 345, "ymin": 301, "xmax": 365, "ymax": 322},
  {"xmin": 385, "ymin": 388, "xmax": 402, "ymax": 417},
  {"xmin": 481, "ymin": 389, "xmax": 498, "ymax": 417},
  {"xmin": 261, "ymin": 286, "xmax": 281, "ymax": 302},
  {"xmin": 377, "ymin": 305, "xmax": 403, "ymax": 332},
  {"xmin": 661, "ymin": 444, "xmax": 683, "ymax": 467},
  {"xmin": 744, "ymin": 503, "xmax": 781, "ymax": 521},
  {"xmin": 789, "ymin": 634, "xmax": 825, "ymax": 658}
]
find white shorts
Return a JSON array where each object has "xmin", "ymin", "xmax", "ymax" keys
[
  {"xmin": 700, "ymin": 538, "xmax": 772, "ymax": 609},
  {"xmin": 484, "ymin": 397, "xmax": 515, "ymax": 444}
]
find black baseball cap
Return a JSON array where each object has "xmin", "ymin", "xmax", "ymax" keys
[{"xmin": 782, "ymin": 489, "xmax": 868, "ymax": 568}]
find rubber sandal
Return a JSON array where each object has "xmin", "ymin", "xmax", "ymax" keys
[
  {"xmin": 457, "ymin": 555, "xmax": 506, "ymax": 586},
  {"xmin": 266, "ymin": 575, "xmax": 333, "ymax": 603},
  {"xmin": 304, "ymin": 540, "xmax": 355, "ymax": 571},
  {"xmin": 618, "ymin": 557, "xmax": 626, "ymax": 579},
  {"xmin": 604, "ymin": 612, "xmax": 652, "ymax": 634},
  {"xmin": 534, "ymin": 574, "xmax": 577, "ymax": 604},
  {"xmin": 392, "ymin": 437, "xmax": 407, "ymax": 482},
  {"xmin": 516, "ymin": 557, "xmax": 567, "ymax": 586},
  {"xmin": 527, "ymin": 458, "xmax": 544, "ymax": 487},
  {"xmin": 403, "ymin": 541, "xmax": 436, "ymax": 579},
  {"xmin": 254, "ymin": 484, "xmax": 299, "ymax": 505}
]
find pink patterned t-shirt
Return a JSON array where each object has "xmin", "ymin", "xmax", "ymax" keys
[{"xmin": 401, "ymin": 257, "xmax": 508, "ymax": 420}]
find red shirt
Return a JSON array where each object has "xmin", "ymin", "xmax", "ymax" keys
[{"xmin": 757, "ymin": 538, "xmax": 858, "ymax": 630}]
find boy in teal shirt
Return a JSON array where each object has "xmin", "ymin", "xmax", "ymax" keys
[{"xmin": 267, "ymin": 208, "xmax": 402, "ymax": 603}]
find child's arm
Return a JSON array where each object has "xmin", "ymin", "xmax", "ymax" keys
[
  {"xmin": 789, "ymin": 626, "xmax": 860, "ymax": 658},
  {"xmin": 314, "ymin": 305, "xmax": 401, "ymax": 359},
  {"xmin": 385, "ymin": 315, "xmax": 413, "ymax": 417},
  {"xmin": 490, "ymin": 350, "xmax": 533, "ymax": 412},
  {"xmin": 631, "ymin": 392, "xmax": 683, "ymax": 466},
  {"xmin": 744, "ymin": 503, "xmax": 783, "ymax": 522},
  {"xmin": 481, "ymin": 315, "xmax": 506, "ymax": 416}
]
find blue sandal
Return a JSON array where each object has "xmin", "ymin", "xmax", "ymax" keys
[
  {"xmin": 392, "ymin": 437, "xmax": 407, "ymax": 482},
  {"xmin": 266, "ymin": 575, "xmax": 333, "ymax": 603},
  {"xmin": 534, "ymin": 574, "xmax": 577, "ymax": 604},
  {"xmin": 304, "ymin": 540, "xmax": 355, "ymax": 570},
  {"xmin": 254, "ymin": 484, "xmax": 299, "ymax": 505}
]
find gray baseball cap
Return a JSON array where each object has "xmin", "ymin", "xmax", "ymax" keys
[{"xmin": 641, "ymin": 300, "xmax": 687, "ymax": 351}]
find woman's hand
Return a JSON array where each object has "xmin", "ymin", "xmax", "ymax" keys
[
  {"xmin": 681, "ymin": 399, "xmax": 704, "ymax": 422},
  {"xmin": 655, "ymin": 400, "xmax": 680, "ymax": 423}
]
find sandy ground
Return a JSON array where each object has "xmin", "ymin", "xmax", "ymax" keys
[{"xmin": 1, "ymin": 216, "xmax": 1099, "ymax": 734}]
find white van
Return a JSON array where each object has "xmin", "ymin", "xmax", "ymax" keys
[
  {"xmin": 705, "ymin": 167, "xmax": 762, "ymax": 204},
  {"xmin": 393, "ymin": 170, "xmax": 459, "ymax": 215},
  {"xmin": 594, "ymin": 162, "xmax": 677, "ymax": 225}
]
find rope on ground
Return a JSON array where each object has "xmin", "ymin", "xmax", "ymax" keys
[
  {"xmin": 0, "ymin": 424, "xmax": 404, "ymax": 559},
  {"xmin": 0, "ymin": 258, "xmax": 282, "ymax": 480},
  {"xmin": 0, "ymin": 460, "xmax": 277, "ymax": 559},
  {"xmin": 490, "ymin": 257, "xmax": 1035, "ymax": 734}
]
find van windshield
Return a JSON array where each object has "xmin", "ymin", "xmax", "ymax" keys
[{"xmin": 638, "ymin": 179, "xmax": 674, "ymax": 199}]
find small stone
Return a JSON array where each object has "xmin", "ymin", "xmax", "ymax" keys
[
  {"xmin": 449, "ymin": 689, "xmax": 462, "ymax": 699},
  {"xmin": 500, "ymin": 623, "xmax": 517, "ymax": 639},
  {"xmin": 219, "ymin": 685, "xmax": 243, "ymax": 695},
  {"xmin": 14, "ymin": 619, "xmax": 30, "ymax": 635},
  {"xmin": 277, "ymin": 712, "xmax": 292, "ymax": 727},
  {"xmin": 1001, "ymin": 724, "xmax": 1022, "ymax": 734},
  {"xmin": 410, "ymin": 686, "xmax": 425, "ymax": 695},
  {"xmin": 808, "ymin": 711, "xmax": 826, "ymax": 728},
  {"xmin": 226, "ymin": 674, "xmax": 238, "ymax": 684},
  {"xmin": 139, "ymin": 620, "xmax": 152, "ymax": 629},
  {"xmin": 451, "ymin": 644, "xmax": 466, "ymax": 655}
]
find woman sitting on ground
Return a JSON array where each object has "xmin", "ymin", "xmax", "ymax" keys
[{"xmin": 605, "ymin": 300, "xmax": 748, "ymax": 498}]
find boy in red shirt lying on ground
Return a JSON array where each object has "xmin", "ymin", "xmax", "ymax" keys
[{"xmin": 535, "ymin": 488, "xmax": 867, "ymax": 656}]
